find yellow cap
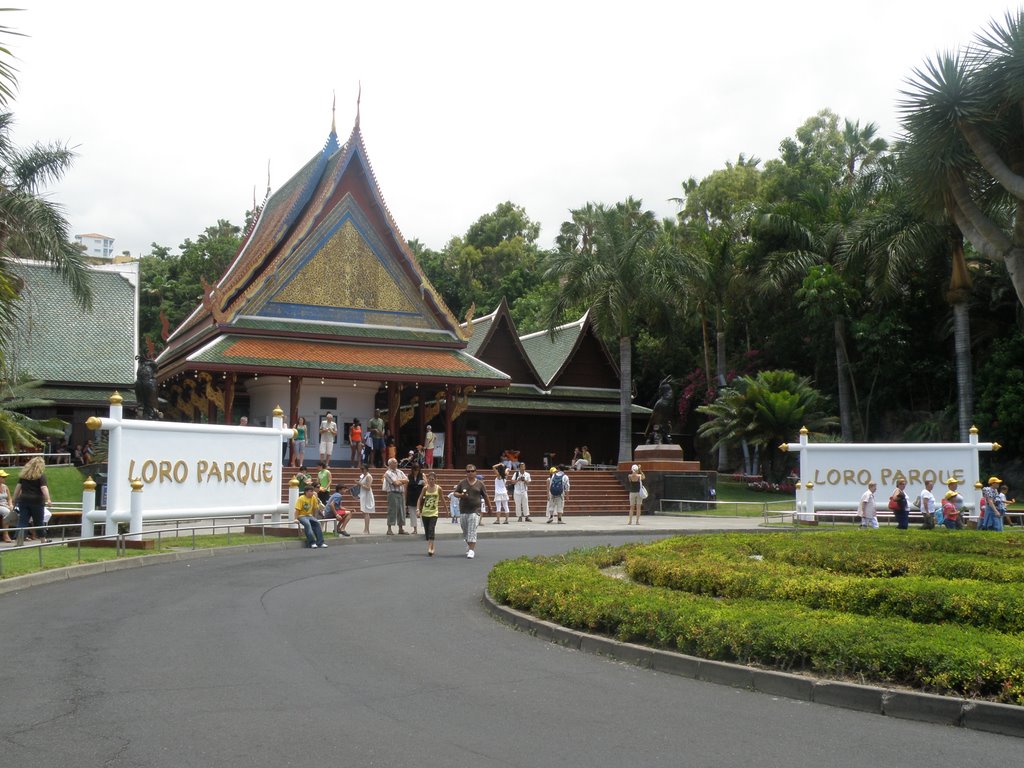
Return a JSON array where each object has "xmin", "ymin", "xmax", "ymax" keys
[{"xmin": 988, "ymin": 476, "xmax": 1003, "ymax": 484}]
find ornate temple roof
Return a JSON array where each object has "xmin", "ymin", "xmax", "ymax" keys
[{"xmin": 156, "ymin": 112, "xmax": 506, "ymax": 388}]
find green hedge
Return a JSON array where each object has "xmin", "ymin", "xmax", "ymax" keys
[
  {"xmin": 624, "ymin": 546, "xmax": 1024, "ymax": 633},
  {"xmin": 488, "ymin": 535, "xmax": 1024, "ymax": 704}
]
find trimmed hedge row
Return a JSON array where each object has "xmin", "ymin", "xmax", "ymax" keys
[
  {"xmin": 488, "ymin": 549, "xmax": 1024, "ymax": 704},
  {"xmin": 646, "ymin": 530, "xmax": 1024, "ymax": 582},
  {"xmin": 624, "ymin": 546, "xmax": 1024, "ymax": 632}
]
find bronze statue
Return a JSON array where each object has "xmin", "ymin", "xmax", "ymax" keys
[
  {"xmin": 644, "ymin": 376, "xmax": 675, "ymax": 444},
  {"xmin": 134, "ymin": 354, "xmax": 162, "ymax": 420}
]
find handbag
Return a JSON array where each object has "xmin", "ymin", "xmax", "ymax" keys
[
  {"xmin": 888, "ymin": 497, "xmax": 900, "ymax": 511},
  {"xmin": 639, "ymin": 482, "xmax": 649, "ymax": 501},
  {"xmin": 349, "ymin": 484, "xmax": 361, "ymax": 499}
]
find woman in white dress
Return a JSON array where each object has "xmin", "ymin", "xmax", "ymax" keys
[{"xmin": 358, "ymin": 467, "xmax": 375, "ymax": 534}]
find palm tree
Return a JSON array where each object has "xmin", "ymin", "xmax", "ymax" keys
[
  {"xmin": 0, "ymin": 111, "xmax": 92, "ymax": 356},
  {"xmin": 547, "ymin": 198, "xmax": 662, "ymax": 463},
  {"xmin": 755, "ymin": 125, "xmax": 891, "ymax": 441},
  {"xmin": 0, "ymin": 378, "xmax": 65, "ymax": 452},
  {"xmin": 898, "ymin": 11, "xmax": 1024, "ymax": 308},
  {"xmin": 697, "ymin": 370, "xmax": 837, "ymax": 479}
]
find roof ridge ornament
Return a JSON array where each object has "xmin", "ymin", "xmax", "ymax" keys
[
  {"xmin": 331, "ymin": 90, "xmax": 336, "ymax": 135},
  {"xmin": 355, "ymin": 81, "xmax": 361, "ymax": 129}
]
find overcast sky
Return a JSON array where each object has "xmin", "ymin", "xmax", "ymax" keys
[{"xmin": 8, "ymin": 1, "xmax": 1020, "ymax": 257}]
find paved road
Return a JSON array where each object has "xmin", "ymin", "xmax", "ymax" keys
[{"xmin": 0, "ymin": 531, "xmax": 1019, "ymax": 767}]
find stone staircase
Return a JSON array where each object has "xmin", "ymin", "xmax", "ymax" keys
[{"xmin": 279, "ymin": 466, "xmax": 630, "ymax": 516}]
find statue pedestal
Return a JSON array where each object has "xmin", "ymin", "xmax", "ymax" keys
[{"xmin": 619, "ymin": 444, "xmax": 700, "ymax": 472}]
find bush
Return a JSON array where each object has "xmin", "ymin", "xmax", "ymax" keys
[{"xmin": 488, "ymin": 531, "xmax": 1024, "ymax": 704}]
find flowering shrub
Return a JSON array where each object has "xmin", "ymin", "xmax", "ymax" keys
[{"xmin": 746, "ymin": 480, "xmax": 797, "ymax": 494}]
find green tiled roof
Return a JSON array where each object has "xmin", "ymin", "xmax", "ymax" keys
[
  {"xmin": 26, "ymin": 385, "xmax": 137, "ymax": 406},
  {"xmin": 9, "ymin": 261, "xmax": 137, "ymax": 385},
  {"xmin": 462, "ymin": 312, "xmax": 495, "ymax": 357},
  {"xmin": 231, "ymin": 316, "xmax": 462, "ymax": 344},
  {"xmin": 519, "ymin": 319, "xmax": 584, "ymax": 386}
]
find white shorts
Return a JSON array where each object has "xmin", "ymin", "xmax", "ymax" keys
[{"xmin": 320, "ymin": 439, "xmax": 335, "ymax": 455}]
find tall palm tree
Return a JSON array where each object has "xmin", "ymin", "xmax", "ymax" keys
[
  {"xmin": 899, "ymin": 11, "xmax": 1024, "ymax": 308},
  {"xmin": 547, "ymin": 198, "xmax": 662, "ymax": 463}
]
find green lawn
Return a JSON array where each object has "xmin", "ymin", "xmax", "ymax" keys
[
  {"xmin": 0, "ymin": 532, "xmax": 271, "ymax": 579},
  {"xmin": 658, "ymin": 479, "xmax": 794, "ymax": 517},
  {"xmin": 3, "ymin": 464, "xmax": 91, "ymax": 502}
]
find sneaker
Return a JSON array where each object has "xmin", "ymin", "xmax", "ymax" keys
[
  {"xmin": 557, "ymin": 518, "xmax": 564, "ymax": 524},
  {"xmin": 310, "ymin": 543, "xmax": 318, "ymax": 548},
  {"xmin": 546, "ymin": 518, "xmax": 553, "ymax": 524},
  {"xmin": 319, "ymin": 543, "xmax": 327, "ymax": 548},
  {"xmin": 466, "ymin": 550, "xmax": 475, "ymax": 559},
  {"xmin": 340, "ymin": 531, "xmax": 351, "ymax": 537},
  {"xmin": 525, "ymin": 517, "xmax": 532, "ymax": 522}
]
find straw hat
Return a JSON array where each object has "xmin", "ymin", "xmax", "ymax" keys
[
  {"xmin": 945, "ymin": 490, "xmax": 959, "ymax": 500},
  {"xmin": 0, "ymin": 469, "xmax": 7, "ymax": 477}
]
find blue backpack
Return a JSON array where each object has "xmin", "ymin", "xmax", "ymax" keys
[{"xmin": 550, "ymin": 472, "xmax": 565, "ymax": 497}]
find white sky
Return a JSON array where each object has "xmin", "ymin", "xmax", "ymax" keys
[{"xmin": 9, "ymin": 1, "xmax": 1020, "ymax": 257}]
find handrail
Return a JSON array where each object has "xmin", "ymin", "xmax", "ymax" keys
[
  {"xmin": 0, "ymin": 517, "xmax": 284, "ymax": 578},
  {"xmin": 0, "ymin": 452, "xmax": 73, "ymax": 466}
]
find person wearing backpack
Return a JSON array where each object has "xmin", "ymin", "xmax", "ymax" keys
[{"xmin": 546, "ymin": 465, "xmax": 570, "ymax": 524}]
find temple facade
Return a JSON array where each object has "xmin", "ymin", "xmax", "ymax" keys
[{"xmin": 156, "ymin": 113, "xmax": 647, "ymax": 468}]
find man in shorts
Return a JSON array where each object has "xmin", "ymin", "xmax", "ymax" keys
[
  {"xmin": 319, "ymin": 413, "xmax": 338, "ymax": 463},
  {"xmin": 454, "ymin": 464, "xmax": 490, "ymax": 559}
]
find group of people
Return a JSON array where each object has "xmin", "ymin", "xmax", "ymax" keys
[
  {"xmin": 858, "ymin": 475, "xmax": 1015, "ymax": 530},
  {"xmin": 288, "ymin": 413, "xmax": 442, "ymax": 471},
  {"xmin": 301, "ymin": 459, "xmax": 577, "ymax": 558},
  {"xmin": 0, "ymin": 457, "xmax": 54, "ymax": 545}
]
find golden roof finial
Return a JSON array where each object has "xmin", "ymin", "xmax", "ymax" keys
[
  {"xmin": 355, "ymin": 81, "xmax": 361, "ymax": 129},
  {"xmin": 331, "ymin": 90, "xmax": 336, "ymax": 134}
]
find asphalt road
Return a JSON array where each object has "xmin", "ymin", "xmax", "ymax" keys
[{"xmin": 1, "ymin": 533, "xmax": 1019, "ymax": 767}]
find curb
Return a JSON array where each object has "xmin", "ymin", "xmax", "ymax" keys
[
  {"xmin": 0, "ymin": 526, "xmax": 704, "ymax": 596},
  {"xmin": 482, "ymin": 590, "xmax": 1024, "ymax": 738}
]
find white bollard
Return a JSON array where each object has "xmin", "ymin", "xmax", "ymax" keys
[
  {"xmin": 129, "ymin": 479, "xmax": 144, "ymax": 539},
  {"xmin": 81, "ymin": 476, "xmax": 97, "ymax": 538}
]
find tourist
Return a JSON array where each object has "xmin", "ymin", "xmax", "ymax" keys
[
  {"xmin": 454, "ymin": 464, "xmax": 490, "ymax": 558},
  {"xmin": 944, "ymin": 477, "xmax": 966, "ymax": 523},
  {"xmin": 627, "ymin": 464, "xmax": 645, "ymax": 525},
  {"xmin": 424, "ymin": 424, "xmax": 437, "ymax": 469},
  {"xmin": 349, "ymin": 418, "xmax": 362, "ymax": 468},
  {"xmin": 941, "ymin": 491, "xmax": 962, "ymax": 530},
  {"xmin": 512, "ymin": 463, "xmax": 532, "ymax": 522},
  {"xmin": 0, "ymin": 469, "xmax": 13, "ymax": 543},
  {"xmin": 999, "ymin": 484, "xmax": 1016, "ymax": 525},
  {"xmin": 383, "ymin": 458, "xmax": 409, "ymax": 535},
  {"xmin": 385, "ymin": 430, "xmax": 397, "ymax": 463},
  {"xmin": 358, "ymin": 466, "xmax": 374, "ymax": 534},
  {"xmin": 292, "ymin": 416, "xmax": 308, "ymax": 468},
  {"xmin": 417, "ymin": 471, "xmax": 442, "ymax": 556},
  {"xmin": 919, "ymin": 479, "xmax": 939, "ymax": 527},
  {"xmin": 239, "ymin": 416, "xmax": 249, "ymax": 427},
  {"xmin": 13, "ymin": 456, "xmax": 52, "ymax": 544},
  {"xmin": 889, "ymin": 477, "xmax": 910, "ymax": 529},
  {"xmin": 294, "ymin": 485, "xmax": 326, "ymax": 548},
  {"xmin": 317, "ymin": 461, "xmax": 333, "ymax": 506},
  {"xmin": 406, "ymin": 463, "xmax": 424, "ymax": 534},
  {"xmin": 294, "ymin": 464, "xmax": 313, "ymax": 493},
  {"xmin": 325, "ymin": 483, "xmax": 352, "ymax": 537},
  {"xmin": 547, "ymin": 464, "xmax": 570, "ymax": 524},
  {"xmin": 492, "ymin": 463, "xmax": 511, "ymax": 524},
  {"xmin": 859, "ymin": 481, "xmax": 878, "ymax": 529},
  {"xmin": 368, "ymin": 411, "xmax": 385, "ymax": 467},
  {"xmin": 319, "ymin": 413, "xmax": 337, "ymax": 463},
  {"xmin": 980, "ymin": 476, "xmax": 1004, "ymax": 531},
  {"xmin": 574, "ymin": 445, "xmax": 592, "ymax": 471},
  {"xmin": 448, "ymin": 488, "xmax": 460, "ymax": 524},
  {"xmin": 362, "ymin": 431, "xmax": 373, "ymax": 468}
]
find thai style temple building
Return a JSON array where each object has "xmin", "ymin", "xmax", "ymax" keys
[{"xmin": 156, "ymin": 110, "xmax": 647, "ymax": 467}]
